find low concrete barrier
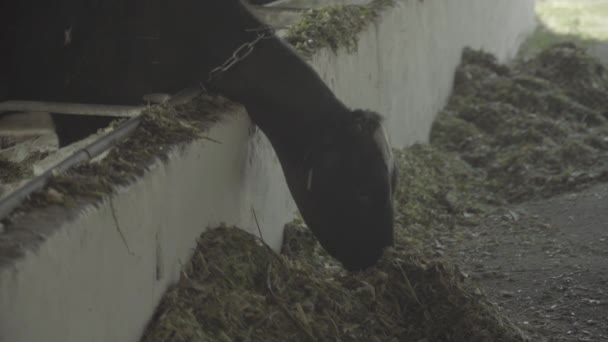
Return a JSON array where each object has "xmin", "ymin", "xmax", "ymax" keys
[{"xmin": 0, "ymin": 107, "xmax": 296, "ymax": 342}]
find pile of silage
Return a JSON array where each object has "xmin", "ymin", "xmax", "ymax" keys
[
  {"xmin": 389, "ymin": 144, "xmax": 498, "ymax": 258},
  {"xmin": 431, "ymin": 42, "xmax": 608, "ymax": 202},
  {"xmin": 0, "ymin": 150, "xmax": 49, "ymax": 186},
  {"xmin": 0, "ymin": 158, "xmax": 28, "ymax": 184},
  {"xmin": 142, "ymin": 224, "xmax": 527, "ymax": 342},
  {"xmin": 286, "ymin": 0, "xmax": 395, "ymax": 59}
]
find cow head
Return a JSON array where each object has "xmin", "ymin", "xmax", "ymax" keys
[{"xmin": 303, "ymin": 110, "xmax": 397, "ymax": 271}]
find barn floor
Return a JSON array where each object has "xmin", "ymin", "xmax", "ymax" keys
[{"xmin": 447, "ymin": 183, "xmax": 608, "ymax": 341}]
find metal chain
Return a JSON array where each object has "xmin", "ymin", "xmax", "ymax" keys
[{"xmin": 206, "ymin": 25, "xmax": 275, "ymax": 83}]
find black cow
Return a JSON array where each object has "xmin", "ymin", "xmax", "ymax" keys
[{"xmin": 1, "ymin": 0, "xmax": 397, "ymax": 271}]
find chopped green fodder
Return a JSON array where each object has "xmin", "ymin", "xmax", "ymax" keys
[
  {"xmin": 390, "ymin": 144, "xmax": 500, "ymax": 257},
  {"xmin": 142, "ymin": 225, "xmax": 528, "ymax": 342},
  {"xmin": 14, "ymin": 95, "xmax": 230, "ymax": 213},
  {"xmin": 393, "ymin": 144, "xmax": 494, "ymax": 228},
  {"xmin": 431, "ymin": 43, "xmax": 608, "ymax": 202},
  {"xmin": 140, "ymin": 145, "xmax": 529, "ymax": 341},
  {"xmin": 0, "ymin": 158, "xmax": 28, "ymax": 184},
  {"xmin": 0, "ymin": 151, "xmax": 49, "ymax": 184},
  {"xmin": 286, "ymin": 0, "xmax": 394, "ymax": 58}
]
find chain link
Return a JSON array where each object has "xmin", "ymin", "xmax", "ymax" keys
[{"xmin": 207, "ymin": 25, "xmax": 275, "ymax": 83}]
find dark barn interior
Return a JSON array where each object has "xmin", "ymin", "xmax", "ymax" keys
[{"xmin": 1, "ymin": 0, "xmax": 264, "ymax": 145}]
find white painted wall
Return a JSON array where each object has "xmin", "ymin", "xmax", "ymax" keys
[
  {"xmin": 0, "ymin": 1, "xmax": 536, "ymax": 341},
  {"xmin": 312, "ymin": 0, "xmax": 536, "ymax": 147}
]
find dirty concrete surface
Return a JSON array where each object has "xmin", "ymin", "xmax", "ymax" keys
[{"xmin": 449, "ymin": 183, "xmax": 608, "ymax": 341}]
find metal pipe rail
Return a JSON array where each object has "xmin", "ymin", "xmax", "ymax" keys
[
  {"xmin": 0, "ymin": 88, "xmax": 203, "ymax": 220},
  {"xmin": 0, "ymin": 101, "xmax": 143, "ymax": 117}
]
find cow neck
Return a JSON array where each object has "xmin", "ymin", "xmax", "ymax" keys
[{"xmin": 299, "ymin": 109, "xmax": 350, "ymax": 171}]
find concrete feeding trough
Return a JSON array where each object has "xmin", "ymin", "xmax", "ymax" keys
[{"xmin": 0, "ymin": 87, "xmax": 296, "ymax": 342}]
